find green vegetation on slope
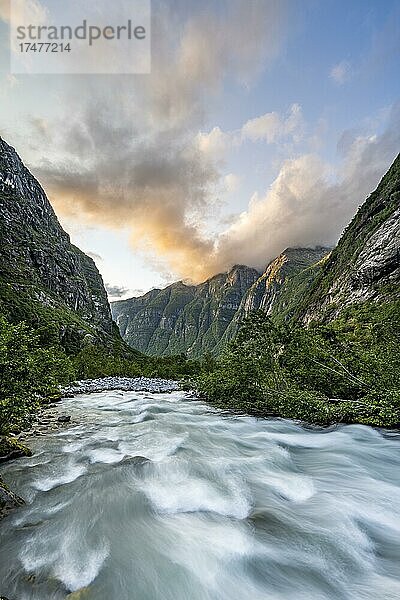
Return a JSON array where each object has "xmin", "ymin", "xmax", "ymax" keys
[
  {"xmin": 0, "ymin": 317, "xmax": 73, "ymax": 435},
  {"xmin": 111, "ymin": 266, "xmax": 260, "ymax": 358},
  {"xmin": 196, "ymin": 303, "xmax": 400, "ymax": 427}
]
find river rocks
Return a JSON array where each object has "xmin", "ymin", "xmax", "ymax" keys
[
  {"xmin": 0, "ymin": 437, "xmax": 32, "ymax": 463},
  {"xmin": 62, "ymin": 377, "xmax": 180, "ymax": 396},
  {"xmin": 118, "ymin": 455, "xmax": 151, "ymax": 467},
  {"xmin": 57, "ymin": 415, "xmax": 71, "ymax": 423},
  {"xmin": 66, "ymin": 587, "xmax": 92, "ymax": 599},
  {"xmin": 0, "ymin": 475, "xmax": 24, "ymax": 519},
  {"xmin": 17, "ymin": 409, "xmax": 76, "ymax": 442}
]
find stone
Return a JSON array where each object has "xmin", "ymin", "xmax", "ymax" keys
[
  {"xmin": 0, "ymin": 475, "xmax": 24, "ymax": 519},
  {"xmin": 0, "ymin": 437, "xmax": 32, "ymax": 462},
  {"xmin": 119, "ymin": 455, "xmax": 150, "ymax": 467},
  {"xmin": 57, "ymin": 415, "xmax": 71, "ymax": 423},
  {"xmin": 62, "ymin": 377, "xmax": 179, "ymax": 396}
]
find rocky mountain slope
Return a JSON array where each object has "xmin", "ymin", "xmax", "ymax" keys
[
  {"xmin": 113, "ymin": 154, "xmax": 400, "ymax": 358},
  {"xmin": 0, "ymin": 137, "xmax": 119, "ymax": 351},
  {"xmin": 112, "ymin": 248, "xmax": 331, "ymax": 357},
  {"xmin": 216, "ymin": 247, "xmax": 330, "ymax": 350},
  {"xmin": 112, "ymin": 265, "xmax": 260, "ymax": 357},
  {"xmin": 299, "ymin": 153, "xmax": 400, "ymax": 322}
]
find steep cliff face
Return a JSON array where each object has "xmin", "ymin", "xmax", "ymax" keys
[
  {"xmin": 112, "ymin": 265, "xmax": 260, "ymax": 357},
  {"xmin": 0, "ymin": 137, "xmax": 116, "ymax": 349},
  {"xmin": 300, "ymin": 154, "xmax": 400, "ymax": 322},
  {"xmin": 216, "ymin": 247, "xmax": 331, "ymax": 349}
]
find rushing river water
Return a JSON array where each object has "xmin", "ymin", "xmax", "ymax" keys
[{"xmin": 1, "ymin": 390, "xmax": 400, "ymax": 600}]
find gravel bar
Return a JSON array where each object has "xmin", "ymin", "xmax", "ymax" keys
[{"xmin": 62, "ymin": 377, "xmax": 180, "ymax": 396}]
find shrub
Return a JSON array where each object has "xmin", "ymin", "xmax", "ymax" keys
[
  {"xmin": 196, "ymin": 304, "xmax": 400, "ymax": 427},
  {"xmin": 0, "ymin": 317, "xmax": 74, "ymax": 434}
]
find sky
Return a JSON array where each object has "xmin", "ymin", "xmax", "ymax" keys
[{"xmin": 0, "ymin": 0, "xmax": 399, "ymax": 300}]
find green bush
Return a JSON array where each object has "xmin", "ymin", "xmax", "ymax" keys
[
  {"xmin": 0, "ymin": 317, "xmax": 74, "ymax": 434},
  {"xmin": 196, "ymin": 303, "xmax": 400, "ymax": 427}
]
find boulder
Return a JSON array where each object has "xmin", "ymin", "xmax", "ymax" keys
[{"xmin": 0, "ymin": 476, "xmax": 24, "ymax": 519}]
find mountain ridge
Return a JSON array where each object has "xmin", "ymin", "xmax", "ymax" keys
[
  {"xmin": 113, "ymin": 154, "xmax": 400, "ymax": 357},
  {"xmin": 0, "ymin": 136, "xmax": 121, "ymax": 352},
  {"xmin": 112, "ymin": 248, "xmax": 331, "ymax": 357}
]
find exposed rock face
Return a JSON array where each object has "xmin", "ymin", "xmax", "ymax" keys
[
  {"xmin": 243, "ymin": 248, "xmax": 330, "ymax": 315},
  {"xmin": 112, "ymin": 265, "xmax": 260, "ymax": 357},
  {"xmin": 0, "ymin": 137, "xmax": 116, "ymax": 348},
  {"xmin": 300, "ymin": 154, "xmax": 400, "ymax": 322},
  {"xmin": 217, "ymin": 247, "xmax": 331, "ymax": 349}
]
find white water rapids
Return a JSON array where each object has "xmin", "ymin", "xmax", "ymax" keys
[{"xmin": 1, "ymin": 389, "xmax": 400, "ymax": 599}]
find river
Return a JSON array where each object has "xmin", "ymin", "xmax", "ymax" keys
[{"xmin": 1, "ymin": 389, "xmax": 400, "ymax": 599}]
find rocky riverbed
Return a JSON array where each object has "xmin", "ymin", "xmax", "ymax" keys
[{"xmin": 62, "ymin": 377, "xmax": 180, "ymax": 396}]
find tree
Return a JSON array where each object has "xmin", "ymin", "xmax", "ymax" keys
[{"xmin": 0, "ymin": 317, "xmax": 73, "ymax": 434}]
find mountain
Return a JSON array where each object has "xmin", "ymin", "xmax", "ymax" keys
[
  {"xmin": 112, "ymin": 248, "xmax": 331, "ymax": 358},
  {"xmin": 215, "ymin": 247, "xmax": 330, "ymax": 350},
  {"xmin": 111, "ymin": 265, "xmax": 260, "ymax": 357},
  {"xmin": 113, "ymin": 148, "xmax": 400, "ymax": 358},
  {"xmin": 0, "ymin": 137, "xmax": 119, "ymax": 351},
  {"xmin": 299, "ymin": 154, "xmax": 400, "ymax": 322}
]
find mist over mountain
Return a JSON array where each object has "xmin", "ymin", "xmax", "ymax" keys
[{"xmin": 113, "ymin": 154, "xmax": 400, "ymax": 357}]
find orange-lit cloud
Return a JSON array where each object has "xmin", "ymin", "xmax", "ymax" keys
[{"xmin": 18, "ymin": 1, "xmax": 400, "ymax": 284}]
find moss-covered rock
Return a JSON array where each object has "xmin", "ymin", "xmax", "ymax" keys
[
  {"xmin": 0, "ymin": 436, "xmax": 32, "ymax": 462},
  {"xmin": 0, "ymin": 475, "xmax": 24, "ymax": 519}
]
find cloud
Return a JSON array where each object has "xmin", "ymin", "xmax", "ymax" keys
[
  {"xmin": 196, "ymin": 127, "xmax": 232, "ymax": 160},
  {"xmin": 30, "ymin": 117, "xmax": 50, "ymax": 139},
  {"xmin": 87, "ymin": 251, "xmax": 103, "ymax": 263},
  {"xmin": 0, "ymin": 73, "xmax": 19, "ymax": 99},
  {"xmin": 0, "ymin": 0, "xmax": 47, "ymax": 24},
  {"xmin": 213, "ymin": 104, "xmax": 400, "ymax": 272},
  {"xmin": 6, "ymin": 74, "xmax": 18, "ymax": 88},
  {"xmin": 26, "ymin": 0, "xmax": 289, "ymax": 283},
  {"xmin": 34, "ymin": 102, "xmax": 219, "ymax": 282},
  {"xmin": 105, "ymin": 283, "xmax": 130, "ymax": 298},
  {"xmin": 241, "ymin": 103, "xmax": 304, "ymax": 144},
  {"xmin": 17, "ymin": 1, "xmax": 398, "ymax": 285},
  {"xmin": 32, "ymin": 100, "xmax": 400, "ymax": 284},
  {"xmin": 147, "ymin": 0, "xmax": 288, "ymax": 127},
  {"xmin": 223, "ymin": 173, "xmax": 240, "ymax": 194},
  {"xmin": 106, "ymin": 283, "xmax": 145, "ymax": 299},
  {"xmin": 330, "ymin": 60, "xmax": 351, "ymax": 85},
  {"xmin": 195, "ymin": 103, "xmax": 305, "ymax": 165}
]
